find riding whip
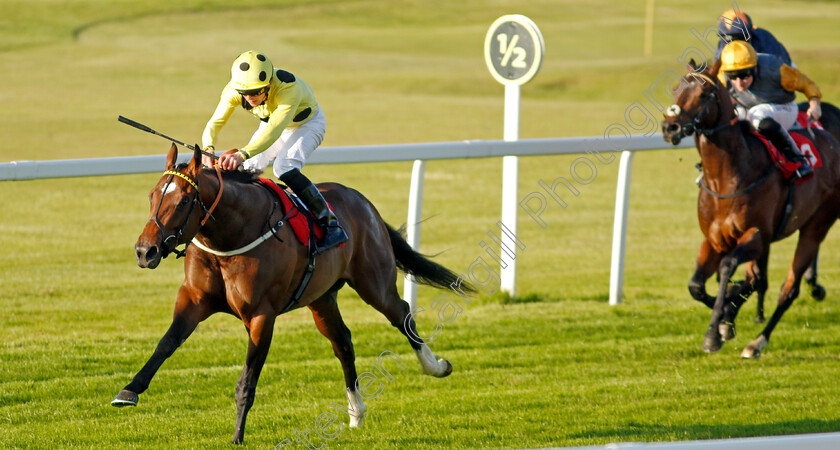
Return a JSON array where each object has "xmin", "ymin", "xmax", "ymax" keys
[{"xmin": 118, "ymin": 116, "xmax": 218, "ymax": 160}]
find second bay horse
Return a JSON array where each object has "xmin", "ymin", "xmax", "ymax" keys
[{"xmin": 662, "ymin": 60, "xmax": 840, "ymax": 358}]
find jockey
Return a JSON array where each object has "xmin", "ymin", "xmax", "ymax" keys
[
  {"xmin": 720, "ymin": 41, "xmax": 822, "ymax": 179},
  {"xmin": 201, "ymin": 50, "xmax": 347, "ymax": 254},
  {"xmin": 714, "ymin": 9, "xmax": 792, "ymax": 66}
]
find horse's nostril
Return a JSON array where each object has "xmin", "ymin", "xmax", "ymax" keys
[{"xmin": 146, "ymin": 246, "xmax": 159, "ymax": 261}]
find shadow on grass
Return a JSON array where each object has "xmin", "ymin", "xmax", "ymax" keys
[
  {"xmin": 475, "ymin": 292, "xmax": 609, "ymax": 305},
  {"xmin": 565, "ymin": 418, "xmax": 840, "ymax": 442}
]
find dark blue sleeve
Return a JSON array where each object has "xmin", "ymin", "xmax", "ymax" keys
[{"xmin": 753, "ymin": 28, "xmax": 792, "ymax": 65}]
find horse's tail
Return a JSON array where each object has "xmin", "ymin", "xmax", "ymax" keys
[
  {"xmin": 819, "ymin": 102, "xmax": 840, "ymax": 143},
  {"xmin": 385, "ymin": 223, "xmax": 476, "ymax": 293}
]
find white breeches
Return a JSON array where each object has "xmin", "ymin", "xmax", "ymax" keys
[
  {"xmin": 735, "ymin": 101, "xmax": 798, "ymax": 130},
  {"xmin": 241, "ymin": 107, "xmax": 327, "ymax": 178}
]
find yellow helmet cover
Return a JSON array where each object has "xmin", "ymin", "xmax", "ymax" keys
[
  {"xmin": 228, "ymin": 51, "xmax": 274, "ymax": 91},
  {"xmin": 720, "ymin": 41, "xmax": 758, "ymax": 72}
]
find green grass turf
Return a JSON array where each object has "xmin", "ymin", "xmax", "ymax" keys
[{"xmin": 3, "ymin": 0, "xmax": 840, "ymax": 448}]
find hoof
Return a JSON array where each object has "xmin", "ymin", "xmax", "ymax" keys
[
  {"xmin": 754, "ymin": 314, "xmax": 765, "ymax": 324},
  {"xmin": 111, "ymin": 390, "xmax": 139, "ymax": 407},
  {"xmin": 702, "ymin": 327, "xmax": 723, "ymax": 353},
  {"xmin": 349, "ymin": 415, "xmax": 365, "ymax": 428},
  {"xmin": 719, "ymin": 322, "xmax": 736, "ymax": 342},
  {"xmin": 741, "ymin": 335, "xmax": 768, "ymax": 359},
  {"xmin": 811, "ymin": 284, "xmax": 826, "ymax": 301},
  {"xmin": 436, "ymin": 359, "xmax": 453, "ymax": 378}
]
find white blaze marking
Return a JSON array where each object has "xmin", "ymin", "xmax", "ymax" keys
[{"xmin": 161, "ymin": 183, "xmax": 178, "ymax": 196}]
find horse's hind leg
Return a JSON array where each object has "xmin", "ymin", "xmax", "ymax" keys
[
  {"xmin": 112, "ymin": 288, "xmax": 212, "ymax": 407},
  {"xmin": 742, "ymin": 219, "xmax": 833, "ymax": 358},
  {"xmin": 353, "ymin": 278, "xmax": 452, "ymax": 378},
  {"xmin": 752, "ymin": 252, "xmax": 770, "ymax": 323},
  {"xmin": 803, "ymin": 250, "xmax": 826, "ymax": 301},
  {"xmin": 308, "ymin": 292, "xmax": 366, "ymax": 427}
]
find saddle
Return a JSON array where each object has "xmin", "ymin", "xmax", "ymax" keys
[
  {"xmin": 257, "ymin": 178, "xmax": 326, "ymax": 246},
  {"xmin": 749, "ymin": 112, "xmax": 822, "ymax": 184}
]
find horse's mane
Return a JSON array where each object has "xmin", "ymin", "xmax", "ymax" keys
[{"xmin": 182, "ymin": 164, "xmax": 261, "ymax": 184}]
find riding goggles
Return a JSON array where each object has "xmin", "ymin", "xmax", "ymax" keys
[
  {"xmin": 726, "ymin": 70, "xmax": 753, "ymax": 80},
  {"xmin": 237, "ymin": 87, "xmax": 266, "ymax": 97}
]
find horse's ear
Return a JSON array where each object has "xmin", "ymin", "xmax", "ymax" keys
[
  {"xmin": 165, "ymin": 143, "xmax": 178, "ymax": 169},
  {"xmin": 709, "ymin": 58, "xmax": 722, "ymax": 79},
  {"xmin": 687, "ymin": 58, "xmax": 697, "ymax": 71},
  {"xmin": 187, "ymin": 144, "xmax": 202, "ymax": 175}
]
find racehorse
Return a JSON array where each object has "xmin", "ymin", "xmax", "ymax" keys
[
  {"xmin": 734, "ymin": 100, "xmax": 840, "ymax": 323},
  {"xmin": 111, "ymin": 144, "xmax": 472, "ymax": 444},
  {"xmin": 796, "ymin": 100, "xmax": 840, "ymax": 302},
  {"xmin": 698, "ymin": 101, "xmax": 840, "ymax": 325},
  {"xmin": 661, "ymin": 60, "xmax": 840, "ymax": 358}
]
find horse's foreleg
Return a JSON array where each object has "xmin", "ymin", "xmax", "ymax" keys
[
  {"xmin": 689, "ymin": 239, "xmax": 721, "ymax": 309},
  {"xmin": 112, "ymin": 289, "xmax": 210, "ymax": 407},
  {"xmin": 308, "ymin": 293, "xmax": 365, "ymax": 427},
  {"xmin": 721, "ymin": 249, "xmax": 767, "ymax": 335},
  {"xmin": 232, "ymin": 311, "xmax": 276, "ymax": 445},
  {"xmin": 742, "ymin": 222, "xmax": 831, "ymax": 358},
  {"xmin": 704, "ymin": 228, "xmax": 763, "ymax": 353}
]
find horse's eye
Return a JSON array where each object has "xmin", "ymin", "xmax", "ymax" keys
[{"xmin": 177, "ymin": 196, "xmax": 190, "ymax": 207}]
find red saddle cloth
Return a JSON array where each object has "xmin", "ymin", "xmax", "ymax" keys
[
  {"xmin": 258, "ymin": 178, "xmax": 325, "ymax": 246},
  {"xmin": 749, "ymin": 119, "xmax": 822, "ymax": 184},
  {"xmin": 796, "ymin": 110, "xmax": 824, "ymax": 130}
]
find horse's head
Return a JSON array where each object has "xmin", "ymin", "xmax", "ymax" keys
[
  {"xmin": 662, "ymin": 59, "xmax": 726, "ymax": 146},
  {"xmin": 135, "ymin": 144, "xmax": 204, "ymax": 268}
]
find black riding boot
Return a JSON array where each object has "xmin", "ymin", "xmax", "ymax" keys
[
  {"xmin": 757, "ymin": 117, "xmax": 813, "ymax": 179},
  {"xmin": 280, "ymin": 168, "xmax": 348, "ymax": 254}
]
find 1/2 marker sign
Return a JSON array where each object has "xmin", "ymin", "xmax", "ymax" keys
[{"xmin": 484, "ymin": 15, "xmax": 544, "ymax": 85}]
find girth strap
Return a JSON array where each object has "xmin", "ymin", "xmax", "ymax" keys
[{"xmin": 773, "ymin": 180, "xmax": 796, "ymax": 241}]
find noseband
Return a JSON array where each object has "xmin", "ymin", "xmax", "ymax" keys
[{"xmin": 150, "ymin": 166, "xmax": 223, "ymax": 258}]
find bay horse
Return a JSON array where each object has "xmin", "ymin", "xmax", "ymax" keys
[
  {"xmin": 661, "ymin": 60, "xmax": 840, "ymax": 358},
  {"xmin": 111, "ymin": 144, "xmax": 472, "ymax": 444},
  {"xmin": 721, "ymin": 100, "xmax": 840, "ymax": 324},
  {"xmin": 797, "ymin": 100, "xmax": 840, "ymax": 302}
]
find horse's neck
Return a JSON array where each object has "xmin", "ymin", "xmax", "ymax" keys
[
  {"xmin": 698, "ymin": 85, "xmax": 763, "ymax": 185},
  {"xmin": 197, "ymin": 174, "xmax": 274, "ymax": 246},
  {"xmin": 698, "ymin": 126, "xmax": 763, "ymax": 188}
]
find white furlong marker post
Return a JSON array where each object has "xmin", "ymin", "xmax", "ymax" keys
[{"xmin": 484, "ymin": 14, "xmax": 544, "ymax": 296}]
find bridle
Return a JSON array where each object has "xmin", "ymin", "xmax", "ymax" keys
[
  {"xmin": 665, "ymin": 72, "xmax": 774, "ymax": 199},
  {"xmin": 149, "ymin": 166, "xmax": 223, "ymax": 258},
  {"xmin": 664, "ymin": 73, "xmax": 738, "ymax": 141}
]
